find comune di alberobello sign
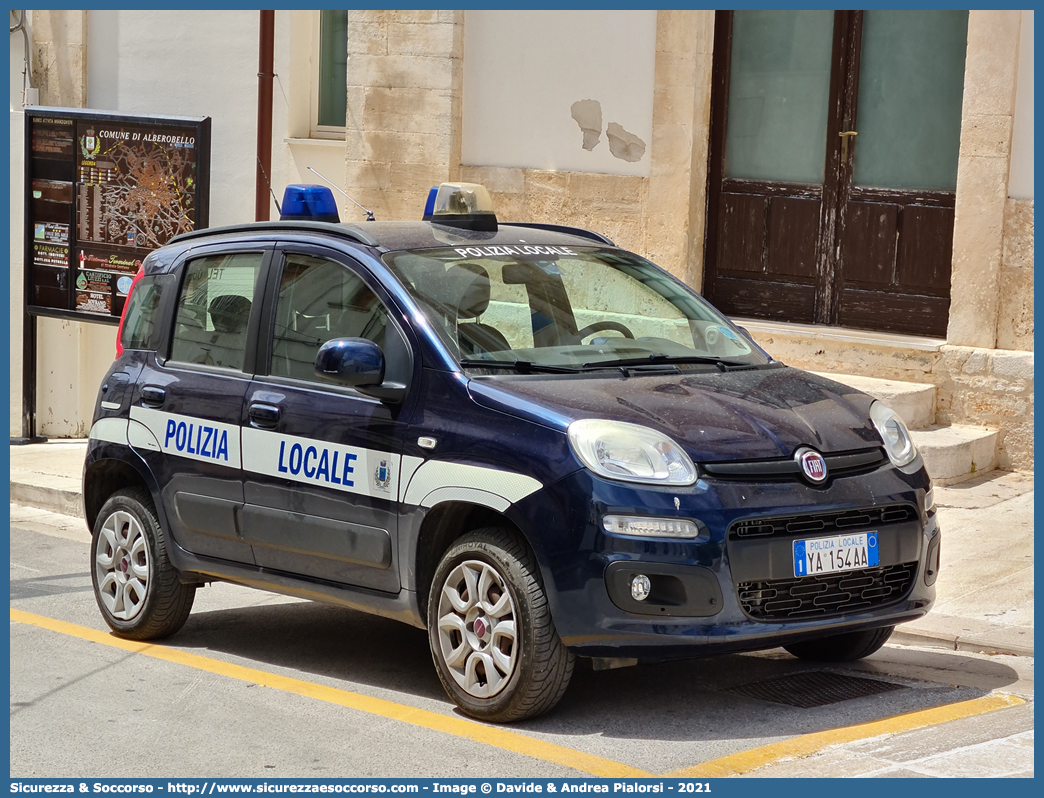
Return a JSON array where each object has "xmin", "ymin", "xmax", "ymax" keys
[{"xmin": 24, "ymin": 107, "xmax": 211, "ymax": 324}]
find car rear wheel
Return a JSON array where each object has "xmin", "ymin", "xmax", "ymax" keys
[
  {"xmin": 427, "ymin": 527, "xmax": 574, "ymax": 722},
  {"xmin": 91, "ymin": 487, "xmax": 195, "ymax": 640},
  {"xmin": 783, "ymin": 625, "xmax": 894, "ymax": 662}
]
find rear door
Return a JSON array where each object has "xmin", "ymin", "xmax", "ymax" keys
[
  {"xmin": 130, "ymin": 242, "xmax": 271, "ymax": 564},
  {"xmin": 238, "ymin": 244, "xmax": 415, "ymax": 592}
]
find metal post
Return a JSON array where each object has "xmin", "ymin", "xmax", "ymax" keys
[{"xmin": 255, "ymin": 10, "xmax": 275, "ymax": 222}]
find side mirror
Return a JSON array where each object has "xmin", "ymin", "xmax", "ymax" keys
[
  {"xmin": 315, "ymin": 338, "xmax": 385, "ymax": 387},
  {"xmin": 314, "ymin": 338, "xmax": 407, "ymax": 403}
]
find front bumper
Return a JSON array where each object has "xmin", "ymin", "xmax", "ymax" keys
[{"xmin": 519, "ymin": 458, "xmax": 937, "ymax": 659}]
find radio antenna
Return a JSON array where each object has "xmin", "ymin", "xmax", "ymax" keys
[
  {"xmin": 307, "ymin": 166, "xmax": 375, "ymax": 221},
  {"xmin": 256, "ymin": 155, "xmax": 281, "ymax": 214}
]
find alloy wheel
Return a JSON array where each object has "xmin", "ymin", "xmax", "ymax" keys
[
  {"xmin": 436, "ymin": 559, "xmax": 518, "ymax": 698},
  {"xmin": 95, "ymin": 510, "xmax": 151, "ymax": 621}
]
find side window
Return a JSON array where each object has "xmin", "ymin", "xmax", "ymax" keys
[
  {"xmin": 120, "ymin": 278, "xmax": 163, "ymax": 351},
  {"xmin": 270, "ymin": 253, "xmax": 404, "ymax": 385},
  {"xmin": 169, "ymin": 252, "xmax": 263, "ymax": 371}
]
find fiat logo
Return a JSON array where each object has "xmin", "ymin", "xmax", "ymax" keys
[{"xmin": 796, "ymin": 448, "xmax": 828, "ymax": 483}]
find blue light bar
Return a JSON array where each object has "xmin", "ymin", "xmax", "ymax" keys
[
  {"xmin": 280, "ymin": 184, "xmax": 340, "ymax": 222},
  {"xmin": 423, "ymin": 186, "xmax": 438, "ymax": 219}
]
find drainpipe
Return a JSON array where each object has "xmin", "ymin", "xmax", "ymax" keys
[{"xmin": 255, "ymin": 10, "xmax": 275, "ymax": 221}]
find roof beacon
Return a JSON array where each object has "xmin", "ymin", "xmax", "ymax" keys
[
  {"xmin": 280, "ymin": 184, "xmax": 340, "ymax": 223},
  {"xmin": 423, "ymin": 182, "xmax": 497, "ymax": 232}
]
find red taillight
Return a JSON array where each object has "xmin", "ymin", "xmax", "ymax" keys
[{"xmin": 114, "ymin": 267, "xmax": 145, "ymax": 359}]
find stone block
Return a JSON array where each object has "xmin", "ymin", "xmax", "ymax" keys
[
  {"xmin": 651, "ymin": 52, "xmax": 699, "ymax": 88},
  {"xmin": 458, "ymin": 165, "xmax": 525, "ymax": 194},
  {"xmin": 948, "ymin": 154, "xmax": 1010, "ymax": 348},
  {"xmin": 990, "ymin": 350, "xmax": 1034, "ymax": 380},
  {"xmin": 347, "ymin": 53, "xmax": 457, "ymax": 91},
  {"xmin": 388, "ymin": 10, "xmax": 442, "ymax": 25},
  {"xmin": 359, "ymin": 130, "xmax": 453, "ymax": 166},
  {"xmin": 997, "ymin": 199, "xmax": 1034, "ymax": 351},
  {"xmin": 347, "ymin": 21, "xmax": 387, "ymax": 55},
  {"xmin": 387, "ymin": 21, "xmax": 460, "ymax": 57},
  {"xmin": 962, "ymin": 10, "xmax": 1021, "ymax": 117},
  {"xmin": 958, "ymin": 113, "xmax": 1015, "ymax": 159},
  {"xmin": 655, "ymin": 10, "xmax": 705, "ymax": 58}
]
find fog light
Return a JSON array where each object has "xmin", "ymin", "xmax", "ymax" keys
[
  {"xmin": 924, "ymin": 486, "xmax": 935, "ymax": 513},
  {"xmin": 631, "ymin": 574, "xmax": 652, "ymax": 601},
  {"xmin": 603, "ymin": 515, "xmax": 701, "ymax": 539}
]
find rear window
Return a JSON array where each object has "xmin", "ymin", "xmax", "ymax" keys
[{"xmin": 119, "ymin": 278, "xmax": 163, "ymax": 351}]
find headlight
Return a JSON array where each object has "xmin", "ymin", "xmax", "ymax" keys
[
  {"xmin": 567, "ymin": 419, "xmax": 698, "ymax": 485},
  {"xmin": 870, "ymin": 402, "xmax": 917, "ymax": 467}
]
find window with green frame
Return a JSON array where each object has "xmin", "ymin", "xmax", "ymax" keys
[{"xmin": 316, "ymin": 10, "xmax": 347, "ymax": 130}]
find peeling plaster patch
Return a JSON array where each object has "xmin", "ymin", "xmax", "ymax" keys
[
  {"xmin": 606, "ymin": 122, "xmax": 646, "ymax": 163},
  {"xmin": 571, "ymin": 99, "xmax": 602, "ymax": 151}
]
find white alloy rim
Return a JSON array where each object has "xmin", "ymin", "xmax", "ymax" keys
[
  {"xmin": 437, "ymin": 559, "xmax": 519, "ymax": 698},
  {"xmin": 95, "ymin": 510, "xmax": 151, "ymax": 621}
]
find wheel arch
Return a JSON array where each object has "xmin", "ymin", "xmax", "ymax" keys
[
  {"xmin": 83, "ymin": 455, "xmax": 158, "ymax": 531},
  {"xmin": 413, "ymin": 500, "xmax": 542, "ymax": 620}
]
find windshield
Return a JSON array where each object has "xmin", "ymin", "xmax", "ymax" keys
[{"xmin": 381, "ymin": 246, "xmax": 769, "ymax": 371}]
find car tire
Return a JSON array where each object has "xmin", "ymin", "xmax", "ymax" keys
[
  {"xmin": 783, "ymin": 625, "xmax": 895, "ymax": 662},
  {"xmin": 90, "ymin": 487, "xmax": 195, "ymax": 640},
  {"xmin": 427, "ymin": 527, "xmax": 574, "ymax": 722}
]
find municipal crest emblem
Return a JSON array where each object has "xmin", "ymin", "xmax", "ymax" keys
[
  {"xmin": 373, "ymin": 459, "xmax": 391, "ymax": 492},
  {"xmin": 80, "ymin": 128, "xmax": 100, "ymax": 160}
]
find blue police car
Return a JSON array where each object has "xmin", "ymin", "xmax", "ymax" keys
[{"xmin": 85, "ymin": 182, "xmax": 939, "ymax": 722}]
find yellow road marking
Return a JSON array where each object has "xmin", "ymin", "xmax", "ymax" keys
[
  {"xmin": 668, "ymin": 692, "xmax": 1025, "ymax": 778},
  {"xmin": 11, "ymin": 608, "xmax": 649, "ymax": 778}
]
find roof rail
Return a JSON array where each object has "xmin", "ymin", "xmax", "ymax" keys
[
  {"xmin": 168, "ymin": 221, "xmax": 380, "ymax": 248},
  {"xmin": 500, "ymin": 222, "xmax": 615, "ymax": 246}
]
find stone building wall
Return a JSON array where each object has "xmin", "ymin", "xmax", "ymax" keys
[{"xmin": 996, "ymin": 199, "xmax": 1034, "ymax": 351}]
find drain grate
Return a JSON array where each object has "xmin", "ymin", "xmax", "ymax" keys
[{"xmin": 724, "ymin": 671, "xmax": 904, "ymax": 708}]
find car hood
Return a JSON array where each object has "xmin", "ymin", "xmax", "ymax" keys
[{"xmin": 466, "ymin": 366, "xmax": 882, "ymax": 462}]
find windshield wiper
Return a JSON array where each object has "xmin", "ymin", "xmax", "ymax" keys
[
  {"xmin": 458, "ymin": 359, "xmax": 581, "ymax": 374},
  {"xmin": 580, "ymin": 354, "xmax": 752, "ymax": 370}
]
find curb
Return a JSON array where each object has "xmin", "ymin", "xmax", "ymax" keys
[
  {"xmin": 892, "ymin": 627, "xmax": 1034, "ymax": 659},
  {"xmin": 11, "ymin": 480, "xmax": 83, "ymax": 519}
]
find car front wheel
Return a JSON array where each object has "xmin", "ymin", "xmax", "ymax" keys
[
  {"xmin": 91, "ymin": 487, "xmax": 195, "ymax": 640},
  {"xmin": 428, "ymin": 528, "xmax": 574, "ymax": 722}
]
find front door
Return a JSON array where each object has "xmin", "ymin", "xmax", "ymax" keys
[
  {"xmin": 239, "ymin": 245, "xmax": 414, "ymax": 593},
  {"xmin": 703, "ymin": 10, "xmax": 969, "ymax": 337}
]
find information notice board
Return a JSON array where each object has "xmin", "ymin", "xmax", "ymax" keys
[{"xmin": 24, "ymin": 107, "xmax": 210, "ymax": 324}]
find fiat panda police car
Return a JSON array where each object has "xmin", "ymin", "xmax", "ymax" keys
[{"xmin": 85, "ymin": 182, "xmax": 939, "ymax": 722}]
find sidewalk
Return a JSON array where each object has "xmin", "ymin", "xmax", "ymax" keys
[{"xmin": 8, "ymin": 440, "xmax": 1034, "ymax": 657}]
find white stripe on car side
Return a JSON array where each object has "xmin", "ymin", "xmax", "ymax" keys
[
  {"xmin": 88, "ymin": 417, "xmax": 129, "ymax": 445},
  {"xmin": 129, "ymin": 406, "xmax": 242, "ymax": 468},
  {"xmin": 403, "ymin": 460, "xmax": 542, "ymax": 509},
  {"xmin": 241, "ymin": 427, "xmax": 400, "ymax": 500},
  {"xmin": 108, "ymin": 408, "xmax": 544, "ymax": 511}
]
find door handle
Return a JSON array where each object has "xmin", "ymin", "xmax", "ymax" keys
[
  {"xmin": 140, "ymin": 386, "xmax": 166, "ymax": 407},
  {"xmin": 248, "ymin": 403, "xmax": 281, "ymax": 428},
  {"xmin": 839, "ymin": 130, "xmax": 858, "ymax": 164}
]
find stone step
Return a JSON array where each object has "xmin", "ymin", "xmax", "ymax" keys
[
  {"xmin": 810, "ymin": 371, "xmax": 937, "ymax": 429},
  {"xmin": 910, "ymin": 425, "xmax": 999, "ymax": 486}
]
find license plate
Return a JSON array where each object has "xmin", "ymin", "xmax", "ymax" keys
[{"xmin": 793, "ymin": 532, "xmax": 879, "ymax": 577}]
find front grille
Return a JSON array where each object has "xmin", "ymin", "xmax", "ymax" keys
[
  {"xmin": 701, "ymin": 447, "xmax": 885, "ymax": 482},
  {"xmin": 738, "ymin": 562, "xmax": 918, "ymax": 621},
  {"xmin": 730, "ymin": 503, "xmax": 917, "ymax": 540}
]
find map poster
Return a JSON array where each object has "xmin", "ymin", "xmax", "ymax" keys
[{"xmin": 25, "ymin": 107, "xmax": 210, "ymax": 322}]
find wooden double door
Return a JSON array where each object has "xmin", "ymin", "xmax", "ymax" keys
[{"xmin": 703, "ymin": 10, "xmax": 969, "ymax": 337}]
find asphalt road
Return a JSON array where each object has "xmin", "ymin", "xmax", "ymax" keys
[{"xmin": 9, "ymin": 504, "xmax": 1034, "ymax": 779}]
